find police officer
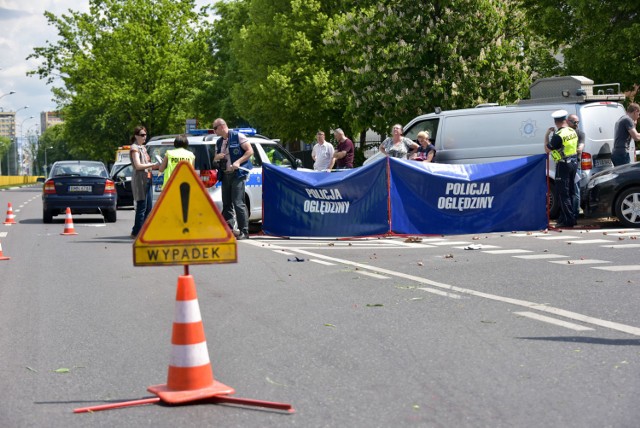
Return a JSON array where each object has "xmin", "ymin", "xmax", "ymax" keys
[
  {"xmin": 158, "ymin": 134, "xmax": 195, "ymax": 189},
  {"xmin": 544, "ymin": 110, "xmax": 579, "ymax": 228},
  {"xmin": 212, "ymin": 118, "xmax": 254, "ymax": 240}
]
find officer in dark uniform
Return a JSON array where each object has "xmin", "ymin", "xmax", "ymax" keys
[{"xmin": 544, "ymin": 110, "xmax": 579, "ymax": 228}]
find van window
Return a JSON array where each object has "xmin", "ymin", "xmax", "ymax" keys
[{"xmin": 404, "ymin": 119, "xmax": 439, "ymax": 142}]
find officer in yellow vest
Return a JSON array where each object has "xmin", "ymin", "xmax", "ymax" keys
[
  {"xmin": 158, "ymin": 134, "xmax": 195, "ymax": 189},
  {"xmin": 544, "ymin": 109, "xmax": 578, "ymax": 228}
]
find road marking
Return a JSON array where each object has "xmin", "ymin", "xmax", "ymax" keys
[
  {"xmin": 417, "ymin": 287, "xmax": 461, "ymax": 299},
  {"xmin": 565, "ymin": 239, "xmax": 614, "ymax": 244},
  {"xmin": 309, "ymin": 259, "xmax": 335, "ymax": 266},
  {"xmin": 548, "ymin": 259, "xmax": 610, "ymax": 265},
  {"xmin": 453, "ymin": 244, "xmax": 502, "ymax": 250},
  {"xmin": 514, "ymin": 311, "xmax": 594, "ymax": 331},
  {"xmin": 273, "ymin": 250, "xmax": 295, "ymax": 256},
  {"xmin": 355, "ymin": 270, "xmax": 389, "ymax": 279},
  {"xmin": 430, "ymin": 241, "xmax": 471, "ymax": 246},
  {"xmin": 482, "ymin": 249, "xmax": 533, "ymax": 254},
  {"xmin": 601, "ymin": 244, "xmax": 640, "ymax": 249},
  {"xmin": 509, "ymin": 232, "xmax": 550, "ymax": 237},
  {"xmin": 246, "ymin": 243, "xmax": 640, "ymax": 337},
  {"xmin": 537, "ymin": 235, "xmax": 580, "ymax": 240},
  {"xmin": 592, "ymin": 265, "xmax": 640, "ymax": 272},
  {"xmin": 513, "ymin": 253, "xmax": 568, "ymax": 260},
  {"xmin": 0, "ymin": 232, "xmax": 7, "ymax": 237}
]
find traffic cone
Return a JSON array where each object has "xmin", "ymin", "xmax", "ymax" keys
[
  {"xmin": 60, "ymin": 207, "xmax": 78, "ymax": 235},
  {"xmin": 147, "ymin": 274, "xmax": 235, "ymax": 404},
  {"xmin": 0, "ymin": 239, "xmax": 10, "ymax": 260},
  {"xmin": 3, "ymin": 203, "xmax": 17, "ymax": 225}
]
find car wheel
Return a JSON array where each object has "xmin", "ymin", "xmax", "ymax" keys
[
  {"xmin": 104, "ymin": 209, "xmax": 117, "ymax": 223},
  {"xmin": 548, "ymin": 182, "xmax": 559, "ymax": 219},
  {"xmin": 614, "ymin": 186, "xmax": 640, "ymax": 228},
  {"xmin": 43, "ymin": 209, "xmax": 53, "ymax": 224}
]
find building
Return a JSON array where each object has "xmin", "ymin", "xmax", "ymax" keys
[
  {"xmin": 40, "ymin": 111, "xmax": 63, "ymax": 133},
  {"xmin": 0, "ymin": 111, "xmax": 16, "ymax": 139}
]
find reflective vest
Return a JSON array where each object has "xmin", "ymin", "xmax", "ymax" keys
[
  {"xmin": 216, "ymin": 130, "xmax": 253, "ymax": 181},
  {"xmin": 551, "ymin": 127, "xmax": 578, "ymax": 161},
  {"xmin": 162, "ymin": 148, "xmax": 195, "ymax": 189}
]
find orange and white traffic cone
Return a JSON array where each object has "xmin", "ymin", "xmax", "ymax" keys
[
  {"xmin": 147, "ymin": 274, "xmax": 235, "ymax": 404},
  {"xmin": 0, "ymin": 239, "xmax": 10, "ymax": 260},
  {"xmin": 3, "ymin": 203, "xmax": 17, "ymax": 225},
  {"xmin": 60, "ymin": 207, "xmax": 78, "ymax": 235}
]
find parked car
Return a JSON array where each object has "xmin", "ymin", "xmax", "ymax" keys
[
  {"xmin": 585, "ymin": 162, "xmax": 640, "ymax": 227},
  {"xmin": 110, "ymin": 162, "xmax": 134, "ymax": 208},
  {"xmin": 145, "ymin": 130, "xmax": 306, "ymax": 225},
  {"xmin": 42, "ymin": 160, "xmax": 117, "ymax": 223}
]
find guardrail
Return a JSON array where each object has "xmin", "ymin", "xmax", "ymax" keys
[{"xmin": 0, "ymin": 176, "xmax": 41, "ymax": 187}]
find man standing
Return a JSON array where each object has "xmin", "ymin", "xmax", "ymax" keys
[
  {"xmin": 545, "ymin": 110, "xmax": 579, "ymax": 228},
  {"xmin": 213, "ymin": 118, "xmax": 254, "ymax": 240},
  {"xmin": 311, "ymin": 130, "xmax": 335, "ymax": 171},
  {"xmin": 332, "ymin": 128, "xmax": 355, "ymax": 169},
  {"xmin": 612, "ymin": 103, "xmax": 640, "ymax": 166},
  {"xmin": 567, "ymin": 114, "xmax": 585, "ymax": 218}
]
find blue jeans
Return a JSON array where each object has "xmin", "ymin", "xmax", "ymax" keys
[
  {"xmin": 572, "ymin": 168, "xmax": 581, "ymax": 217},
  {"xmin": 611, "ymin": 150, "xmax": 630, "ymax": 167},
  {"xmin": 221, "ymin": 173, "xmax": 248, "ymax": 234},
  {"xmin": 132, "ymin": 179, "xmax": 153, "ymax": 236}
]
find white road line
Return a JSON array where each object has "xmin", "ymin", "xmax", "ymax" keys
[
  {"xmin": 453, "ymin": 244, "xmax": 502, "ymax": 250},
  {"xmin": 509, "ymin": 232, "xmax": 550, "ymax": 237},
  {"xmin": 355, "ymin": 270, "xmax": 389, "ymax": 279},
  {"xmin": 0, "ymin": 232, "xmax": 7, "ymax": 237},
  {"xmin": 566, "ymin": 239, "xmax": 614, "ymax": 244},
  {"xmin": 309, "ymin": 259, "xmax": 335, "ymax": 266},
  {"xmin": 537, "ymin": 235, "xmax": 580, "ymax": 240},
  {"xmin": 417, "ymin": 287, "xmax": 461, "ymax": 299},
  {"xmin": 513, "ymin": 254, "xmax": 568, "ymax": 260},
  {"xmin": 273, "ymin": 250, "xmax": 295, "ymax": 256},
  {"xmin": 483, "ymin": 249, "xmax": 533, "ymax": 254},
  {"xmin": 601, "ymin": 244, "xmax": 640, "ymax": 249},
  {"xmin": 548, "ymin": 259, "xmax": 611, "ymax": 265},
  {"xmin": 592, "ymin": 265, "xmax": 640, "ymax": 272},
  {"xmin": 514, "ymin": 311, "xmax": 594, "ymax": 331},
  {"xmin": 598, "ymin": 228, "xmax": 638, "ymax": 233},
  {"xmin": 256, "ymin": 245, "xmax": 640, "ymax": 337},
  {"xmin": 430, "ymin": 241, "xmax": 471, "ymax": 246}
]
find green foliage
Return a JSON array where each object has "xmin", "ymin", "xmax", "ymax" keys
[
  {"xmin": 37, "ymin": 124, "xmax": 68, "ymax": 174},
  {"xmin": 522, "ymin": 0, "xmax": 640, "ymax": 101},
  {"xmin": 324, "ymin": 0, "xmax": 547, "ymax": 134},
  {"xmin": 28, "ymin": 0, "xmax": 213, "ymax": 163}
]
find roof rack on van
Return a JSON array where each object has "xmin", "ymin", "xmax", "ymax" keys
[
  {"xmin": 475, "ymin": 103, "xmax": 499, "ymax": 108},
  {"xmin": 517, "ymin": 76, "xmax": 625, "ymax": 105}
]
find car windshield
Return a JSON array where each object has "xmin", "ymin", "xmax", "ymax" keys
[
  {"xmin": 51, "ymin": 163, "xmax": 107, "ymax": 178},
  {"xmin": 261, "ymin": 144, "xmax": 294, "ymax": 167}
]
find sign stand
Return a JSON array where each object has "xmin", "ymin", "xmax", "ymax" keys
[{"xmin": 74, "ymin": 163, "xmax": 293, "ymax": 414}]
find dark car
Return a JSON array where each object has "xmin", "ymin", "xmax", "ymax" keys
[
  {"xmin": 110, "ymin": 162, "xmax": 134, "ymax": 208},
  {"xmin": 42, "ymin": 160, "xmax": 117, "ymax": 223},
  {"xmin": 585, "ymin": 162, "xmax": 640, "ymax": 227}
]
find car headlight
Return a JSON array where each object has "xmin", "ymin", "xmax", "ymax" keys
[{"xmin": 587, "ymin": 173, "xmax": 618, "ymax": 189}]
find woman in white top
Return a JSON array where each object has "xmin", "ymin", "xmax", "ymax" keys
[{"xmin": 379, "ymin": 123, "xmax": 418, "ymax": 158}]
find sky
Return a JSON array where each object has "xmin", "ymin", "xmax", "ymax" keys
[{"xmin": 0, "ymin": 0, "xmax": 210, "ymax": 134}]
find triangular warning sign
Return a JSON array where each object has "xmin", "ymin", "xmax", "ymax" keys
[{"xmin": 133, "ymin": 162, "xmax": 237, "ymax": 266}]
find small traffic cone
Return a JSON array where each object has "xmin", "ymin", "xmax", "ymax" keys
[
  {"xmin": 147, "ymin": 274, "xmax": 235, "ymax": 404},
  {"xmin": 0, "ymin": 239, "xmax": 10, "ymax": 260},
  {"xmin": 60, "ymin": 207, "xmax": 78, "ymax": 235},
  {"xmin": 3, "ymin": 203, "xmax": 17, "ymax": 225}
]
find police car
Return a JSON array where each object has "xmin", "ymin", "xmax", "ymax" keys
[{"xmin": 145, "ymin": 128, "xmax": 307, "ymax": 225}]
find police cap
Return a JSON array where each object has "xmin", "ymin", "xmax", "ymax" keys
[{"xmin": 551, "ymin": 109, "xmax": 568, "ymax": 120}]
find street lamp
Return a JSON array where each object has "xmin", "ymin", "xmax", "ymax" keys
[
  {"xmin": 16, "ymin": 116, "xmax": 35, "ymax": 175},
  {"xmin": 0, "ymin": 91, "xmax": 16, "ymax": 100},
  {"xmin": 44, "ymin": 146, "xmax": 53, "ymax": 177}
]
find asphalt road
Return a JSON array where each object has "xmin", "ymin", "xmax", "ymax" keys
[{"xmin": 1, "ymin": 185, "xmax": 639, "ymax": 427}]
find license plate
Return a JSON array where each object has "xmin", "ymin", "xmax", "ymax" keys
[
  {"xmin": 594, "ymin": 158, "xmax": 612, "ymax": 168},
  {"xmin": 69, "ymin": 185, "xmax": 92, "ymax": 192}
]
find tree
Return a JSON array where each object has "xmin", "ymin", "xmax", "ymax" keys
[
  {"xmin": 0, "ymin": 136, "xmax": 11, "ymax": 175},
  {"xmin": 324, "ymin": 0, "xmax": 551, "ymax": 134},
  {"xmin": 36, "ymin": 124, "xmax": 68, "ymax": 176},
  {"xmin": 222, "ymin": 0, "xmax": 354, "ymax": 143},
  {"xmin": 28, "ymin": 0, "xmax": 213, "ymax": 163},
  {"xmin": 521, "ymin": 0, "xmax": 640, "ymax": 101}
]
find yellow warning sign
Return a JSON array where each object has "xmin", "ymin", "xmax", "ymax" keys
[{"xmin": 133, "ymin": 162, "xmax": 237, "ymax": 266}]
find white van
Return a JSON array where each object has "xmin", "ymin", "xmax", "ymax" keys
[{"xmin": 397, "ymin": 76, "xmax": 628, "ymax": 216}]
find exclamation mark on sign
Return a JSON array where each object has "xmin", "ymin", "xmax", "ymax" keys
[{"xmin": 180, "ymin": 183, "xmax": 190, "ymax": 234}]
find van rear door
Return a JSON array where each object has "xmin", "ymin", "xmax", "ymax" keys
[{"xmin": 578, "ymin": 102, "xmax": 625, "ymax": 172}]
